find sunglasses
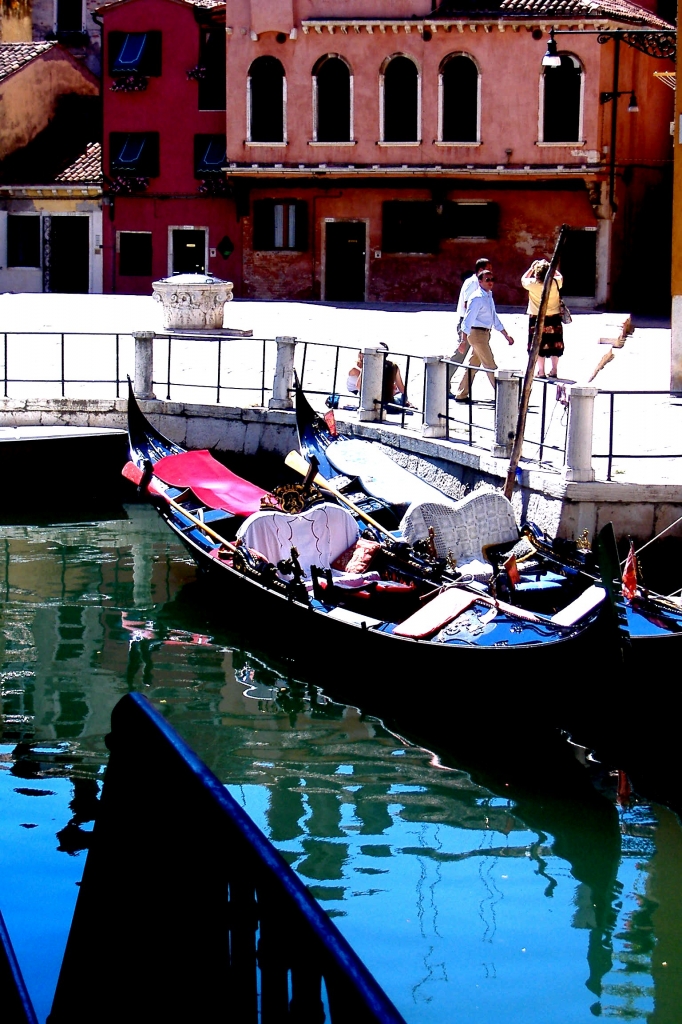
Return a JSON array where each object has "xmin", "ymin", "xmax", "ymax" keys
[{"xmin": 482, "ymin": 276, "xmax": 495, "ymax": 282}]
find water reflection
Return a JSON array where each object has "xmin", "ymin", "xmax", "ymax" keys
[{"xmin": 0, "ymin": 507, "xmax": 679, "ymax": 1022}]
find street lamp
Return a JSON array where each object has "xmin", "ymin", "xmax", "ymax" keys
[
  {"xmin": 542, "ymin": 29, "xmax": 562, "ymax": 68},
  {"xmin": 600, "ymin": 88, "xmax": 639, "ymax": 113}
]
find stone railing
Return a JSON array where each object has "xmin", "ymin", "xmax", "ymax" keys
[{"xmin": 130, "ymin": 332, "xmax": 597, "ymax": 484}]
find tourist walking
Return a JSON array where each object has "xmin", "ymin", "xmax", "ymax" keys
[
  {"xmin": 450, "ymin": 258, "xmax": 492, "ymax": 390},
  {"xmin": 455, "ymin": 270, "xmax": 514, "ymax": 401},
  {"xmin": 521, "ymin": 259, "xmax": 564, "ymax": 378}
]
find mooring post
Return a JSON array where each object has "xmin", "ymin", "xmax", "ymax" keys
[
  {"xmin": 563, "ymin": 385, "xmax": 599, "ymax": 482},
  {"xmin": 493, "ymin": 370, "xmax": 520, "ymax": 458},
  {"xmin": 133, "ymin": 331, "xmax": 156, "ymax": 400},
  {"xmin": 269, "ymin": 336, "xmax": 296, "ymax": 410},
  {"xmin": 422, "ymin": 355, "xmax": 448, "ymax": 438},
  {"xmin": 359, "ymin": 347, "xmax": 385, "ymax": 422}
]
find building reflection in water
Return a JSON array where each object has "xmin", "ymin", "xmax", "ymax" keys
[{"xmin": 0, "ymin": 507, "xmax": 680, "ymax": 1021}]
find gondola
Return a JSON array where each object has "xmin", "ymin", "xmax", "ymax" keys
[
  {"xmin": 123, "ymin": 383, "xmax": 606, "ymax": 698},
  {"xmin": 294, "ymin": 384, "xmax": 682, "ymax": 653}
]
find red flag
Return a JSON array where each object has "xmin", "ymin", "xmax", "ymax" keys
[
  {"xmin": 504, "ymin": 553, "xmax": 520, "ymax": 586},
  {"xmin": 324, "ymin": 409, "xmax": 338, "ymax": 436},
  {"xmin": 621, "ymin": 541, "xmax": 638, "ymax": 601}
]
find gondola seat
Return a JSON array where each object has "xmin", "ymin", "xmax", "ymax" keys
[
  {"xmin": 400, "ymin": 491, "xmax": 518, "ymax": 565},
  {"xmin": 236, "ymin": 503, "xmax": 379, "ymax": 587}
]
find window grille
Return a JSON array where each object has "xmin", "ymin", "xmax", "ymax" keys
[
  {"xmin": 382, "ymin": 201, "xmax": 437, "ymax": 254},
  {"xmin": 442, "ymin": 202, "xmax": 499, "ymax": 239},
  {"xmin": 252, "ymin": 200, "xmax": 308, "ymax": 251}
]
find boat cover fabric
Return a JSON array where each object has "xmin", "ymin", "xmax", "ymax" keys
[
  {"xmin": 152, "ymin": 450, "xmax": 270, "ymax": 517},
  {"xmin": 400, "ymin": 491, "xmax": 518, "ymax": 563},
  {"xmin": 236, "ymin": 503, "xmax": 360, "ymax": 579},
  {"xmin": 326, "ymin": 438, "xmax": 456, "ymax": 509}
]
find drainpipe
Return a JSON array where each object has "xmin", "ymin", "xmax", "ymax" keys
[{"xmin": 608, "ymin": 34, "xmax": 620, "ymax": 213}]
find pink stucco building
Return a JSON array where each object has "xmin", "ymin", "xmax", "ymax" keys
[{"xmin": 225, "ymin": 0, "xmax": 674, "ymax": 310}]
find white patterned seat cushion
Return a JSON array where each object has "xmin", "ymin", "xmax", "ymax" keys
[
  {"xmin": 400, "ymin": 491, "xmax": 518, "ymax": 563},
  {"xmin": 236, "ymin": 502, "xmax": 360, "ymax": 578}
]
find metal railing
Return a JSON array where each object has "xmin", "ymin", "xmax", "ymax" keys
[
  {"xmin": 49, "ymin": 692, "xmax": 406, "ymax": 1024},
  {"xmin": 2, "ymin": 331, "xmax": 682, "ymax": 483},
  {"xmin": 156, "ymin": 333, "xmax": 276, "ymax": 406},
  {"xmin": 295, "ymin": 340, "xmax": 425, "ymax": 430},
  {"xmin": 0, "ymin": 332, "xmax": 132, "ymax": 399},
  {"xmin": 594, "ymin": 390, "xmax": 682, "ymax": 481}
]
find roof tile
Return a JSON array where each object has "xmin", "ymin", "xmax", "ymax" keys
[
  {"xmin": 54, "ymin": 142, "xmax": 102, "ymax": 184},
  {"xmin": 0, "ymin": 42, "xmax": 56, "ymax": 84}
]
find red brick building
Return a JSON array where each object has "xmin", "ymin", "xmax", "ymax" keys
[{"xmin": 98, "ymin": 0, "xmax": 674, "ymax": 310}]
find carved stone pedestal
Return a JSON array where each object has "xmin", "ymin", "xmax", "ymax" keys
[{"xmin": 152, "ymin": 274, "xmax": 233, "ymax": 330}]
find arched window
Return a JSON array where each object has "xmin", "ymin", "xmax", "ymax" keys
[
  {"xmin": 313, "ymin": 55, "xmax": 352, "ymax": 142},
  {"xmin": 382, "ymin": 55, "xmax": 419, "ymax": 142},
  {"xmin": 248, "ymin": 56, "xmax": 285, "ymax": 143},
  {"xmin": 542, "ymin": 54, "xmax": 582, "ymax": 143},
  {"xmin": 440, "ymin": 54, "xmax": 479, "ymax": 143}
]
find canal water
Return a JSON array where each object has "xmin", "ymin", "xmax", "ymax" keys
[{"xmin": 0, "ymin": 506, "xmax": 681, "ymax": 1023}]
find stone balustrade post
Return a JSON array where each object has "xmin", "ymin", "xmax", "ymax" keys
[
  {"xmin": 359, "ymin": 347, "xmax": 385, "ymax": 422},
  {"xmin": 493, "ymin": 369, "xmax": 520, "ymax": 458},
  {"xmin": 269, "ymin": 336, "xmax": 296, "ymax": 410},
  {"xmin": 563, "ymin": 385, "xmax": 599, "ymax": 482},
  {"xmin": 422, "ymin": 355, "xmax": 448, "ymax": 438},
  {"xmin": 133, "ymin": 331, "xmax": 155, "ymax": 400}
]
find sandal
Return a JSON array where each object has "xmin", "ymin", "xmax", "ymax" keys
[{"xmin": 548, "ymin": 371, "xmax": 558, "ymax": 378}]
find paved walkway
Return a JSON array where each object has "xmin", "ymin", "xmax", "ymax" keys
[{"xmin": 0, "ymin": 293, "xmax": 677, "ymax": 483}]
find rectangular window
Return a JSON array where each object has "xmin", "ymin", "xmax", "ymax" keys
[
  {"xmin": 194, "ymin": 135, "xmax": 227, "ymax": 177},
  {"xmin": 252, "ymin": 200, "xmax": 308, "ymax": 251},
  {"xmin": 56, "ymin": 0, "xmax": 83, "ymax": 33},
  {"xmin": 110, "ymin": 133, "xmax": 159, "ymax": 177},
  {"xmin": 119, "ymin": 232, "xmax": 152, "ymax": 276},
  {"xmin": 7, "ymin": 216, "xmax": 41, "ymax": 268},
  {"xmin": 442, "ymin": 202, "xmax": 499, "ymax": 240},
  {"xmin": 108, "ymin": 32, "xmax": 162, "ymax": 77},
  {"xmin": 198, "ymin": 28, "xmax": 226, "ymax": 111},
  {"xmin": 382, "ymin": 201, "xmax": 437, "ymax": 254}
]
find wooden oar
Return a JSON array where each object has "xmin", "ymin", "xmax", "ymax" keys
[
  {"xmin": 285, "ymin": 450, "xmax": 396, "ymax": 542},
  {"xmin": 163, "ymin": 493, "xmax": 240, "ymax": 554}
]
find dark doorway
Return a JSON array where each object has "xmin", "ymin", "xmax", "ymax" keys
[
  {"xmin": 50, "ymin": 217, "xmax": 90, "ymax": 293},
  {"xmin": 324, "ymin": 222, "xmax": 366, "ymax": 302},
  {"xmin": 560, "ymin": 228, "xmax": 597, "ymax": 297},
  {"xmin": 172, "ymin": 229, "xmax": 206, "ymax": 274}
]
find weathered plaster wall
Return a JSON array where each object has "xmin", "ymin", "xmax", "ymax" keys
[
  {"xmin": 31, "ymin": 0, "xmax": 103, "ymax": 74},
  {"xmin": 0, "ymin": 48, "xmax": 99, "ymax": 159},
  {"xmin": 0, "ymin": 0, "xmax": 32, "ymax": 41},
  {"xmin": 240, "ymin": 182, "xmax": 598, "ymax": 305}
]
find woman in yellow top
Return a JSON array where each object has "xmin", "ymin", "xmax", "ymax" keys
[{"xmin": 521, "ymin": 259, "xmax": 564, "ymax": 379}]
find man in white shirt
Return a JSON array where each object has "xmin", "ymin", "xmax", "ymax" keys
[
  {"xmin": 455, "ymin": 269, "xmax": 514, "ymax": 401},
  {"xmin": 450, "ymin": 258, "xmax": 492, "ymax": 393}
]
